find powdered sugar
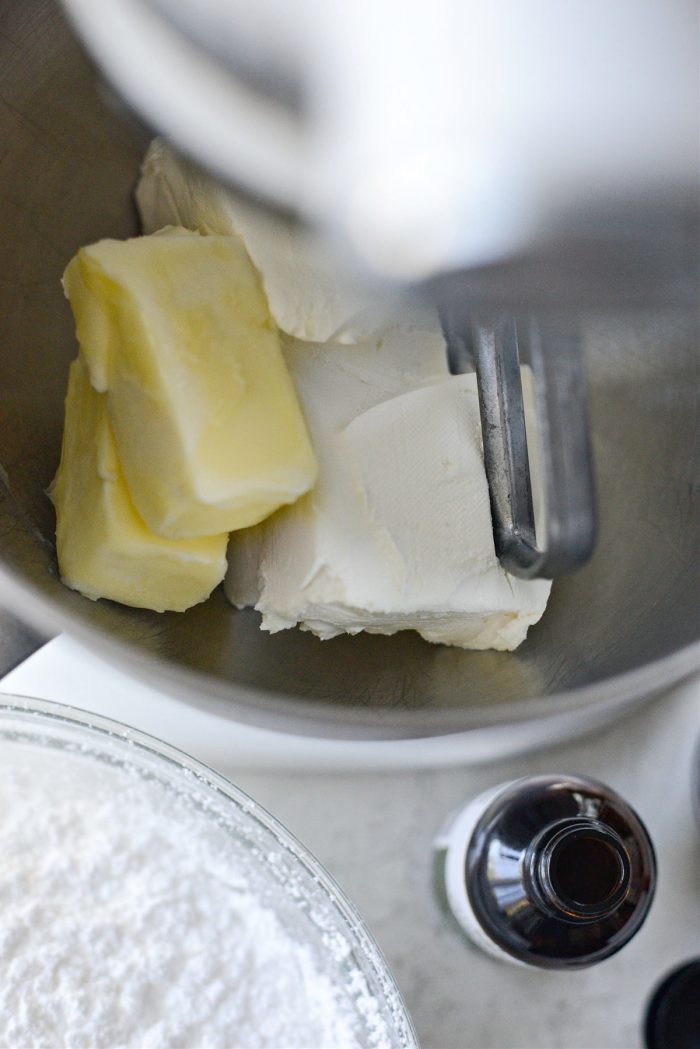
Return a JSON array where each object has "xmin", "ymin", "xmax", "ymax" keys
[{"xmin": 0, "ymin": 740, "xmax": 371, "ymax": 1048}]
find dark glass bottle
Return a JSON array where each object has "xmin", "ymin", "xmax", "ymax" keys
[{"xmin": 434, "ymin": 775, "xmax": 656, "ymax": 969}]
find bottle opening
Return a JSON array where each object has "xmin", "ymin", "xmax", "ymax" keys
[
  {"xmin": 535, "ymin": 819, "xmax": 631, "ymax": 920},
  {"xmin": 550, "ymin": 834, "xmax": 624, "ymax": 907}
]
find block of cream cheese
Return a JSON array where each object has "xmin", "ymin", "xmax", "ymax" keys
[
  {"xmin": 283, "ymin": 325, "xmax": 451, "ymax": 429},
  {"xmin": 62, "ymin": 227, "xmax": 317, "ymax": 539},
  {"xmin": 136, "ymin": 137, "xmax": 422, "ymax": 344},
  {"xmin": 50, "ymin": 358, "xmax": 227, "ymax": 612},
  {"xmin": 226, "ymin": 338, "xmax": 551, "ymax": 650}
]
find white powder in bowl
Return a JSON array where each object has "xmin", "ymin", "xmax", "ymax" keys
[{"xmin": 0, "ymin": 741, "xmax": 368, "ymax": 1048}]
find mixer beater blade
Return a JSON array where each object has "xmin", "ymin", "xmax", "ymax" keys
[{"xmin": 442, "ymin": 312, "xmax": 597, "ymax": 580}]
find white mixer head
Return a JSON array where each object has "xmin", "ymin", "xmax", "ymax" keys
[{"xmin": 60, "ymin": 0, "xmax": 698, "ymax": 283}]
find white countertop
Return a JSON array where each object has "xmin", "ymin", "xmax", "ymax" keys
[
  {"xmin": 229, "ymin": 678, "xmax": 700, "ymax": 1049},
  {"xmin": 1, "ymin": 635, "xmax": 698, "ymax": 1049}
]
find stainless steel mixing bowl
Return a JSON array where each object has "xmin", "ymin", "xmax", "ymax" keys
[{"xmin": 0, "ymin": 4, "xmax": 698, "ymax": 754}]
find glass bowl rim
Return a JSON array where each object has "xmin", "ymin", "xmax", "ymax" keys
[{"xmin": 0, "ymin": 690, "xmax": 418, "ymax": 1049}]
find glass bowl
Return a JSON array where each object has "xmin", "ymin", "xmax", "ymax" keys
[{"xmin": 0, "ymin": 693, "xmax": 417, "ymax": 1049}]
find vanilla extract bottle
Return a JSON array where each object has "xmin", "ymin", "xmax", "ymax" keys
[{"xmin": 434, "ymin": 775, "xmax": 656, "ymax": 969}]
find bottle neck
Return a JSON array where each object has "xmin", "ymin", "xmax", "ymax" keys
[{"xmin": 527, "ymin": 817, "xmax": 631, "ymax": 923}]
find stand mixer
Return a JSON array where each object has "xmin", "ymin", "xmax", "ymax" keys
[
  {"xmin": 58, "ymin": 0, "xmax": 697, "ymax": 579},
  {"xmin": 0, "ymin": 0, "xmax": 697, "ymax": 755}
]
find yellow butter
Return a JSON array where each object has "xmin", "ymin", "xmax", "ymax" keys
[
  {"xmin": 62, "ymin": 227, "xmax": 318, "ymax": 539},
  {"xmin": 50, "ymin": 357, "xmax": 228, "ymax": 612}
]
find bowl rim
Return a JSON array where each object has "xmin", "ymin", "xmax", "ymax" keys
[
  {"xmin": 2, "ymin": 563, "xmax": 699, "ymax": 741},
  {"xmin": 0, "ymin": 689, "xmax": 419, "ymax": 1048}
]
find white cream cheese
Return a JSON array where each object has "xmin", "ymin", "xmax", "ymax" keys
[
  {"xmin": 226, "ymin": 336, "xmax": 551, "ymax": 651},
  {"xmin": 136, "ymin": 138, "xmax": 402, "ymax": 344},
  {"xmin": 136, "ymin": 139, "xmax": 551, "ymax": 650}
]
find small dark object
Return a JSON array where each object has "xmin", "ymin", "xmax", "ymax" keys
[{"xmin": 644, "ymin": 959, "xmax": 700, "ymax": 1049}]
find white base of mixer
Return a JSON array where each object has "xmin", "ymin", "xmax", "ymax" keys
[{"xmin": 1, "ymin": 634, "xmax": 687, "ymax": 773}]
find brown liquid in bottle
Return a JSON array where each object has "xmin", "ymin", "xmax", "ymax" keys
[
  {"xmin": 549, "ymin": 832, "xmax": 625, "ymax": 909},
  {"xmin": 436, "ymin": 774, "xmax": 656, "ymax": 969}
]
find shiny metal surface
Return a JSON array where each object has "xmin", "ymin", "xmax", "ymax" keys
[
  {"xmin": 0, "ymin": 5, "xmax": 698, "ymax": 746},
  {"xmin": 0, "ymin": 608, "xmax": 46, "ymax": 679},
  {"xmin": 443, "ymin": 312, "xmax": 597, "ymax": 578}
]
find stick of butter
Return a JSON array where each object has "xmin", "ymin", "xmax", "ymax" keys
[
  {"xmin": 50, "ymin": 358, "xmax": 228, "ymax": 612},
  {"xmin": 62, "ymin": 227, "xmax": 317, "ymax": 539}
]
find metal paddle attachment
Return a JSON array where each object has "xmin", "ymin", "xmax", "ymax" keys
[{"xmin": 442, "ymin": 311, "xmax": 597, "ymax": 580}]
